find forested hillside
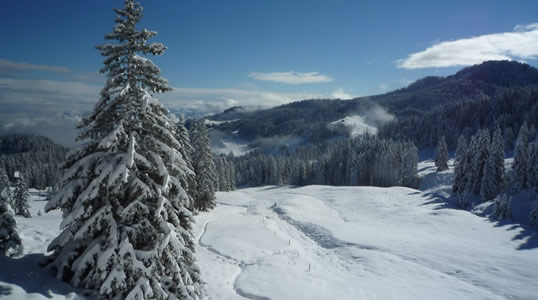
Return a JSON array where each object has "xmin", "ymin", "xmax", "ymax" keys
[
  {"xmin": 205, "ymin": 61, "xmax": 538, "ymax": 153},
  {"xmin": 0, "ymin": 135, "xmax": 67, "ymax": 189}
]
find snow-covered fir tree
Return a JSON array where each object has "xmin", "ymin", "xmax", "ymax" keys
[
  {"xmin": 452, "ymin": 135, "xmax": 468, "ymax": 196},
  {"xmin": 458, "ymin": 134, "xmax": 480, "ymax": 208},
  {"xmin": 512, "ymin": 122, "xmax": 529, "ymax": 192},
  {"xmin": 493, "ymin": 193, "xmax": 512, "ymax": 220},
  {"xmin": 0, "ymin": 195, "xmax": 22, "ymax": 256},
  {"xmin": 13, "ymin": 174, "xmax": 30, "ymax": 218},
  {"xmin": 480, "ymin": 127, "xmax": 505, "ymax": 202},
  {"xmin": 468, "ymin": 129, "xmax": 490, "ymax": 196},
  {"xmin": 0, "ymin": 168, "xmax": 13, "ymax": 208},
  {"xmin": 44, "ymin": 1, "xmax": 203, "ymax": 298},
  {"xmin": 434, "ymin": 136, "xmax": 449, "ymax": 171},
  {"xmin": 176, "ymin": 118, "xmax": 198, "ymax": 210},
  {"xmin": 530, "ymin": 124, "xmax": 536, "ymax": 143},
  {"xmin": 191, "ymin": 120, "xmax": 217, "ymax": 211},
  {"xmin": 527, "ymin": 142, "xmax": 537, "ymax": 190},
  {"xmin": 214, "ymin": 155, "xmax": 236, "ymax": 192}
]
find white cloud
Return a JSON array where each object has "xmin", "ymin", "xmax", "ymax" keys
[
  {"xmin": 330, "ymin": 88, "xmax": 353, "ymax": 99},
  {"xmin": 378, "ymin": 83, "xmax": 389, "ymax": 92},
  {"xmin": 0, "ymin": 76, "xmax": 328, "ymax": 144},
  {"xmin": 397, "ymin": 23, "xmax": 538, "ymax": 69},
  {"xmin": 0, "ymin": 59, "xmax": 71, "ymax": 73},
  {"xmin": 249, "ymin": 71, "xmax": 333, "ymax": 84},
  {"xmin": 163, "ymin": 87, "xmax": 323, "ymax": 116}
]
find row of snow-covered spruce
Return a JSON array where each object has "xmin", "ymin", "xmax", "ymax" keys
[{"xmin": 434, "ymin": 121, "xmax": 538, "ymax": 225}]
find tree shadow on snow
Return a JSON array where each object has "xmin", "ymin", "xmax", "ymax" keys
[
  {"xmin": 0, "ymin": 285, "xmax": 12, "ymax": 296},
  {"xmin": 419, "ymin": 192, "xmax": 458, "ymax": 210},
  {"xmin": 258, "ymin": 185, "xmax": 288, "ymax": 191},
  {"xmin": 513, "ymin": 228, "xmax": 538, "ymax": 250},
  {"xmin": 0, "ymin": 253, "xmax": 83, "ymax": 299},
  {"xmin": 487, "ymin": 219, "xmax": 538, "ymax": 250}
]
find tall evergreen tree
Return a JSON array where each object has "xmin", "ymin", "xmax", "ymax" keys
[
  {"xmin": 527, "ymin": 143, "xmax": 537, "ymax": 190},
  {"xmin": 480, "ymin": 127, "xmax": 505, "ymax": 202},
  {"xmin": 452, "ymin": 135, "xmax": 468, "ymax": 196},
  {"xmin": 0, "ymin": 196, "xmax": 22, "ymax": 256},
  {"xmin": 493, "ymin": 193, "xmax": 512, "ymax": 220},
  {"xmin": 176, "ymin": 118, "xmax": 198, "ymax": 210},
  {"xmin": 457, "ymin": 134, "xmax": 476, "ymax": 208},
  {"xmin": 191, "ymin": 120, "xmax": 217, "ymax": 211},
  {"xmin": 0, "ymin": 168, "xmax": 13, "ymax": 208},
  {"xmin": 434, "ymin": 136, "xmax": 449, "ymax": 171},
  {"xmin": 512, "ymin": 122, "xmax": 529, "ymax": 192},
  {"xmin": 472, "ymin": 130, "xmax": 491, "ymax": 195},
  {"xmin": 44, "ymin": 1, "xmax": 203, "ymax": 298},
  {"xmin": 13, "ymin": 174, "xmax": 30, "ymax": 218}
]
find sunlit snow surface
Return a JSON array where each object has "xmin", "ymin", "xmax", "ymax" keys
[
  {"xmin": 194, "ymin": 172, "xmax": 538, "ymax": 299},
  {"xmin": 328, "ymin": 115, "xmax": 378, "ymax": 137},
  {"xmin": 2, "ymin": 162, "xmax": 538, "ymax": 299}
]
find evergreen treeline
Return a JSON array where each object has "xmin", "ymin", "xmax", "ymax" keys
[
  {"xmin": 213, "ymin": 154, "xmax": 236, "ymax": 192},
  {"xmin": 232, "ymin": 135, "xmax": 419, "ymax": 188},
  {"xmin": 452, "ymin": 127, "xmax": 506, "ymax": 208},
  {"xmin": 379, "ymin": 88, "xmax": 538, "ymax": 149},
  {"xmin": 0, "ymin": 135, "xmax": 67, "ymax": 189},
  {"xmin": 451, "ymin": 122, "xmax": 538, "ymax": 224}
]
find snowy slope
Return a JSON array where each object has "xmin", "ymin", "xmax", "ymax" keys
[
  {"xmin": 194, "ymin": 185, "xmax": 538, "ymax": 300},
  {"xmin": 3, "ymin": 168, "xmax": 538, "ymax": 299},
  {"xmin": 328, "ymin": 115, "xmax": 378, "ymax": 137},
  {"xmin": 0, "ymin": 191, "xmax": 86, "ymax": 300}
]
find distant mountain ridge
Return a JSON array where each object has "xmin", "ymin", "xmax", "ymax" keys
[{"xmin": 203, "ymin": 60, "xmax": 538, "ymax": 152}]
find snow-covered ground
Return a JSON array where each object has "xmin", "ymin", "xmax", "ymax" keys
[
  {"xmin": 0, "ymin": 191, "xmax": 85, "ymax": 300},
  {"xmin": 328, "ymin": 115, "xmax": 378, "ymax": 137},
  {"xmin": 2, "ymin": 162, "xmax": 538, "ymax": 299},
  {"xmin": 193, "ymin": 185, "xmax": 538, "ymax": 300}
]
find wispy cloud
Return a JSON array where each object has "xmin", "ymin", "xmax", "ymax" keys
[
  {"xmin": 249, "ymin": 71, "xmax": 333, "ymax": 84},
  {"xmin": 397, "ymin": 23, "xmax": 538, "ymax": 69},
  {"xmin": 0, "ymin": 76, "xmax": 327, "ymax": 144},
  {"xmin": 0, "ymin": 59, "xmax": 71, "ymax": 73},
  {"xmin": 330, "ymin": 88, "xmax": 353, "ymax": 99},
  {"xmin": 164, "ymin": 87, "xmax": 323, "ymax": 116}
]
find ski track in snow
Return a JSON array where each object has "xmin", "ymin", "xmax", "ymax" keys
[
  {"xmin": 194, "ymin": 174, "xmax": 537, "ymax": 299},
  {"xmin": 196, "ymin": 209, "xmax": 271, "ymax": 300},
  {"xmin": 271, "ymin": 197, "xmax": 504, "ymax": 299}
]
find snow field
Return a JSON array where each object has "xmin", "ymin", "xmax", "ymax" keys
[
  {"xmin": 2, "ymin": 165, "xmax": 538, "ymax": 300},
  {"xmin": 194, "ymin": 185, "xmax": 538, "ymax": 300},
  {"xmin": 0, "ymin": 192, "xmax": 84, "ymax": 300},
  {"xmin": 328, "ymin": 115, "xmax": 378, "ymax": 137}
]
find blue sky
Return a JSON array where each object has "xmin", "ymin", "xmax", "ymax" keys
[{"xmin": 1, "ymin": 0, "xmax": 538, "ymax": 144}]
